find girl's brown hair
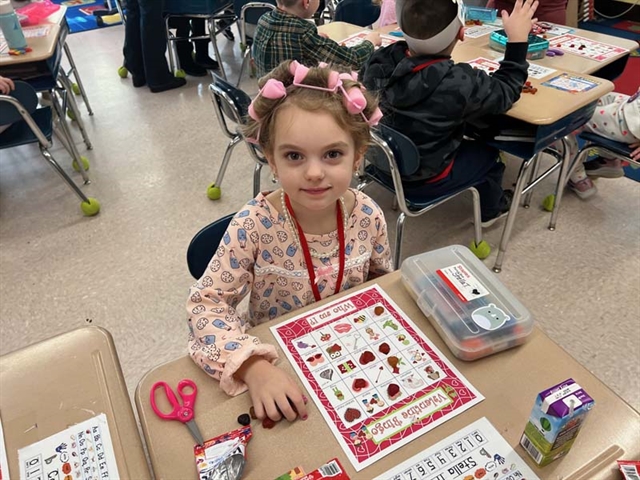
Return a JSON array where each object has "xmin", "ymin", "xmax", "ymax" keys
[{"xmin": 242, "ymin": 60, "xmax": 379, "ymax": 156}]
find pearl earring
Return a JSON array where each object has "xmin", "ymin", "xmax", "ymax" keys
[{"xmin": 271, "ymin": 172, "xmax": 278, "ymax": 184}]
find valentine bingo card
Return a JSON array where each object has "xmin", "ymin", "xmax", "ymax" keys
[
  {"xmin": 467, "ymin": 57, "xmax": 556, "ymax": 80},
  {"xmin": 549, "ymin": 34, "xmax": 628, "ymax": 62},
  {"xmin": 373, "ymin": 417, "xmax": 540, "ymax": 480},
  {"xmin": 271, "ymin": 285, "xmax": 483, "ymax": 471},
  {"xmin": 18, "ymin": 414, "xmax": 119, "ymax": 480},
  {"xmin": 339, "ymin": 31, "xmax": 399, "ymax": 49}
]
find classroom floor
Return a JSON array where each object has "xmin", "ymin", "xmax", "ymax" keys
[{"xmin": 0, "ymin": 25, "xmax": 639, "ymax": 413}]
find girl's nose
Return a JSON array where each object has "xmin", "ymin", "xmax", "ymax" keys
[{"xmin": 304, "ymin": 158, "xmax": 325, "ymax": 180}]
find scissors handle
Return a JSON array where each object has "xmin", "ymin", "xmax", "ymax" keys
[{"xmin": 150, "ymin": 379, "xmax": 197, "ymax": 423}]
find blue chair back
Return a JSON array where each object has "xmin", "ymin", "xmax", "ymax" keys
[
  {"xmin": 334, "ymin": 0, "xmax": 380, "ymax": 27},
  {"xmin": 211, "ymin": 73, "xmax": 251, "ymax": 124},
  {"xmin": 234, "ymin": 0, "xmax": 276, "ymax": 38},
  {"xmin": 580, "ymin": 132, "xmax": 634, "ymax": 158},
  {"xmin": 368, "ymin": 123, "xmax": 421, "ymax": 177},
  {"xmin": 0, "ymin": 81, "xmax": 38, "ymax": 127},
  {"xmin": 187, "ymin": 213, "xmax": 236, "ymax": 279}
]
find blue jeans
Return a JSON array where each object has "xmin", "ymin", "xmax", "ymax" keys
[
  {"xmin": 122, "ymin": 0, "xmax": 174, "ymax": 87},
  {"xmin": 403, "ymin": 140, "xmax": 508, "ymax": 221}
]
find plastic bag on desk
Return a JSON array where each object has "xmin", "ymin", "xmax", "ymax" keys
[{"xmin": 16, "ymin": 0, "xmax": 60, "ymax": 26}]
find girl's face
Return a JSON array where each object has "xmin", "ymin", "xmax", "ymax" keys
[{"xmin": 267, "ymin": 104, "xmax": 362, "ymax": 218}]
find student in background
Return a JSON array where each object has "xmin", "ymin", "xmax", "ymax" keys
[
  {"xmin": 187, "ymin": 61, "xmax": 393, "ymax": 422},
  {"xmin": 567, "ymin": 89, "xmax": 639, "ymax": 198},
  {"xmin": 170, "ymin": 18, "xmax": 220, "ymax": 77},
  {"xmin": 488, "ymin": 0, "xmax": 566, "ymax": 24},
  {"xmin": 362, "ymin": 0, "xmax": 538, "ymax": 227},
  {"xmin": 122, "ymin": 0, "xmax": 186, "ymax": 93},
  {"xmin": 252, "ymin": 0, "xmax": 381, "ymax": 78}
]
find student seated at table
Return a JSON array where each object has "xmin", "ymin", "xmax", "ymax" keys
[
  {"xmin": 567, "ymin": 89, "xmax": 640, "ymax": 198},
  {"xmin": 186, "ymin": 61, "xmax": 393, "ymax": 422},
  {"xmin": 252, "ymin": 0, "xmax": 382, "ymax": 78},
  {"xmin": 362, "ymin": 0, "xmax": 538, "ymax": 227}
]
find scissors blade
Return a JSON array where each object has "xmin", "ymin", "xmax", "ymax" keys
[{"xmin": 185, "ymin": 419, "xmax": 205, "ymax": 447}]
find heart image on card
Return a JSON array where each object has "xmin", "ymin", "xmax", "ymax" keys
[{"xmin": 319, "ymin": 369, "xmax": 334, "ymax": 381}]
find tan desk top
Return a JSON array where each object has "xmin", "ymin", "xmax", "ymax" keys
[
  {"xmin": 463, "ymin": 26, "xmax": 639, "ymax": 76},
  {"xmin": 0, "ymin": 6, "xmax": 66, "ymax": 66},
  {"xmin": 0, "ymin": 327, "xmax": 150, "ymax": 479},
  {"xmin": 318, "ymin": 22, "xmax": 614, "ymax": 126},
  {"xmin": 136, "ymin": 272, "xmax": 640, "ymax": 480}
]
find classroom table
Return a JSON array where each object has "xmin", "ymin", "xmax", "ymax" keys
[
  {"xmin": 0, "ymin": 327, "xmax": 151, "ymax": 479},
  {"xmin": 461, "ymin": 25, "xmax": 639, "ymax": 77},
  {"xmin": 135, "ymin": 272, "xmax": 640, "ymax": 480},
  {"xmin": 1, "ymin": 4, "xmax": 95, "ymax": 180}
]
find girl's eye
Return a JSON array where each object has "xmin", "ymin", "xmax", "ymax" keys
[
  {"xmin": 286, "ymin": 152, "xmax": 302, "ymax": 161},
  {"xmin": 326, "ymin": 150, "xmax": 343, "ymax": 160}
]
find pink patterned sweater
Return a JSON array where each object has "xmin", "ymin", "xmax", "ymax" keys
[{"xmin": 187, "ymin": 189, "xmax": 394, "ymax": 395}]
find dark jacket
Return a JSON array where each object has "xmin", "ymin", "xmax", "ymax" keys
[{"xmin": 361, "ymin": 41, "xmax": 529, "ymax": 183}]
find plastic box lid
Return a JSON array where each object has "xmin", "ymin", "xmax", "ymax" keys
[
  {"xmin": 401, "ymin": 245, "xmax": 533, "ymax": 361},
  {"xmin": 489, "ymin": 29, "xmax": 549, "ymax": 56}
]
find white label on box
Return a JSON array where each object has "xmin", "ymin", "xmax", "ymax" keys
[
  {"xmin": 436, "ymin": 264, "xmax": 489, "ymax": 302},
  {"xmin": 541, "ymin": 382, "xmax": 581, "ymax": 413}
]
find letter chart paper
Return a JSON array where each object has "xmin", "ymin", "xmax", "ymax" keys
[
  {"xmin": 18, "ymin": 414, "xmax": 119, "ymax": 480},
  {"xmin": 271, "ymin": 285, "xmax": 483, "ymax": 470},
  {"xmin": 374, "ymin": 417, "xmax": 540, "ymax": 480}
]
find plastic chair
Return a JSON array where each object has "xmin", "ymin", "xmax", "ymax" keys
[
  {"xmin": 187, "ymin": 213, "xmax": 236, "ymax": 278},
  {"xmin": 359, "ymin": 124, "xmax": 489, "ymax": 268},
  {"xmin": 207, "ymin": 74, "xmax": 268, "ymax": 200},
  {"xmin": 0, "ymin": 81, "xmax": 100, "ymax": 216},
  {"xmin": 577, "ymin": 132, "xmax": 638, "ymax": 168},
  {"xmin": 334, "ymin": 0, "xmax": 381, "ymax": 27},
  {"xmin": 234, "ymin": 0, "xmax": 276, "ymax": 84}
]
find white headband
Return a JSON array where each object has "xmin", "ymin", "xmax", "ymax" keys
[{"xmin": 396, "ymin": 0, "xmax": 465, "ymax": 55}]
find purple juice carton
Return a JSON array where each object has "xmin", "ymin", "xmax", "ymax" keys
[{"xmin": 520, "ymin": 379, "xmax": 595, "ymax": 466}]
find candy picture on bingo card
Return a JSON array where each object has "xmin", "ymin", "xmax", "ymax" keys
[{"xmin": 271, "ymin": 285, "xmax": 484, "ymax": 471}]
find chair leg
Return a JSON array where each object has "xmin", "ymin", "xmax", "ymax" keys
[
  {"xmin": 51, "ymin": 93, "xmax": 90, "ymax": 184},
  {"xmin": 39, "ymin": 146, "xmax": 92, "ymax": 203},
  {"xmin": 166, "ymin": 18, "xmax": 177, "ymax": 75},
  {"xmin": 63, "ymin": 43, "xmax": 93, "ymax": 116},
  {"xmin": 394, "ymin": 213, "xmax": 406, "ymax": 269},
  {"xmin": 493, "ymin": 155, "xmax": 536, "ymax": 273},
  {"xmin": 548, "ymin": 136, "xmax": 575, "ymax": 231},
  {"xmin": 253, "ymin": 162, "xmax": 263, "ymax": 197},
  {"xmin": 236, "ymin": 49, "xmax": 249, "ymax": 88},
  {"xmin": 213, "ymin": 136, "xmax": 242, "ymax": 188},
  {"xmin": 207, "ymin": 18, "xmax": 227, "ymax": 81},
  {"xmin": 57, "ymin": 71, "xmax": 92, "ymax": 150},
  {"xmin": 470, "ymin": 187, "xmax": 483, "ymax": 248},
  {"xmin": 392, "ymin": 196, "xmax": 398, "ymax": 211},
  {"xmin": 522, "ymin": 152, "xmax": 541, "ymax": 208}
]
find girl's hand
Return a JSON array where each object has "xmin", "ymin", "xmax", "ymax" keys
[
  {"xmin": 236, "ymin": 356, "xmax": 309, "ymax": 422},
  {"xmin": 502, "ymin": 0, "xmax": 539, "ymax": 43},
  {"xmin": 630, "ymin": 142, "xmax": 640, "ymax": 161},
  {"xmin": 0, "ymin": 76, "xmax": 15, "ymax": 95}
]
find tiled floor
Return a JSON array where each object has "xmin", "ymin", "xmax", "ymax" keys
[{"xmin": 1, "ymin": 25, "xmax": 639, "ymax": 414}]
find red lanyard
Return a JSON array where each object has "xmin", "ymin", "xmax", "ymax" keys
[{"xmin": 284, "ymin": 194, "xmax": 345, "ymax": 302}]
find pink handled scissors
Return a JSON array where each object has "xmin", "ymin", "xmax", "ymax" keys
[{"xmin": 150, "ymin": 378, "xmax": 204, "ymax": 447}]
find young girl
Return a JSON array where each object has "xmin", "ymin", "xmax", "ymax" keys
[
  {"xmin": 568, "ymin": 89, "xmax": 640, "ymax": 198},
  {"xmin": 187, "ymin": 60, "xmax": 393, "ymax": 423}
]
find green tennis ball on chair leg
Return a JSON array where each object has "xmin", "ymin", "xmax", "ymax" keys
[
  {"xmin": 81, "ymin": 198, "xmax": 101, "ymax": 216},
  {"xmin": 117, "ymin": 66, "xmax": 128, "ymax": 78},
  {"xmin": 469, "ymin": 240, "xmax": 491, "ymax": 259},
  {"xmin": 207, "ymin": 184, "xmax": 222, "ymax": 200}
]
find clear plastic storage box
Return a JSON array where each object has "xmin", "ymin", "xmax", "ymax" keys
[
  {"xmin": 401, "ymin": 245, "xmax": 533, "ymax": 361},
  {"xmin": 489, "ymin": 29, "xmax": 549, "ymax": 60}
]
